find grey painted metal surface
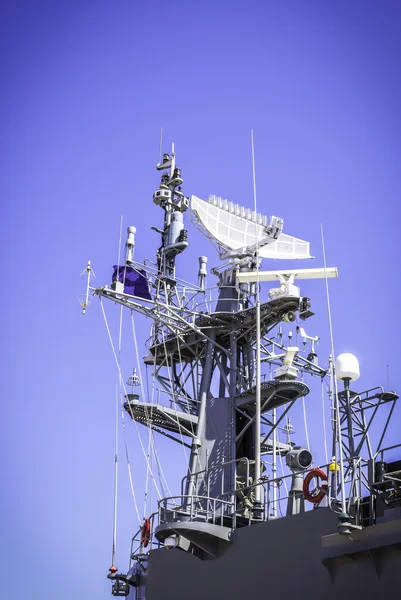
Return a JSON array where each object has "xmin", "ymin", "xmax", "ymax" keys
[{"xmin": 144, "ymin": 509, "xmax": 401, "ymax": 600}]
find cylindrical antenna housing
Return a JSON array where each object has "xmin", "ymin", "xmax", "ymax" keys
[
  {"xmin": 126, "ymin": 226, "xmax": 136, "ymax": 262},
  {"xmin": 168, "ymin": 212, "xmax": 184, "ymax": 246},
  {"xmin": 198, "ymin": 256, "xmax": 208, "ymax": 289}
]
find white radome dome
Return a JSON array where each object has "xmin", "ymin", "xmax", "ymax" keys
[{"xmin": 335, "ymin": 353, "xmax": 360, "ymax": 382}]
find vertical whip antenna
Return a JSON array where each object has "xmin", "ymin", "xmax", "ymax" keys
[
  {"xmin": 321, "ymin": 223, "xmax": 346, "ymax": 516},
  {"xmin": 159, "ymin": 126, "xmax": 163, "ymax": 164},
  {"xmin": 111, "ymin": 384, "xmax": 119, "ymax": 572},
  {"xmin": 251, "ymin": 129, "xmax": 262, "ymax": 510},
  {"xmin": 272, "ymin": 408, "xmax": 277, "ymax": 518},
  {"xmin": 117, "ymin": 215, "xmax": 123, "ymax": 267}
]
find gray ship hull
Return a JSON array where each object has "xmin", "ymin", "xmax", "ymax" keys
[{"xmin": 134, "ymin": 508, "xmax": 401, "ymax": 600}]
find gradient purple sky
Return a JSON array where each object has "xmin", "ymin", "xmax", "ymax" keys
[{"xmin": 2, "ymin": 1, "xmax": 401, "ymax": 598}]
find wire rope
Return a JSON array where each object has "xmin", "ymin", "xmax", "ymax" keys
[
  {"xmin": 150, "ymin": 350, "xmax": 172, "ymax": 499},
  {"xmin": 321, "ymin": 224, "xmax": 347, "ymax": 514},
  {"xmin": 321, "ymin": 377, "xmax": 329, "ymax": 464},
  {"xmin": 110, "ymin": 229, "xmax": 125, "ymax": 563},
  {"xmin": 120, "ymin": 400, "xmax": 142, "ymax": 525},
  {"xmin": 130, "ymin": 311, "xmax": 153, "ymax": 518},
  {"xmin": 111, "ymin": 385, "xmax": 119, "ymax": 567},
  {"xmin": 278, "ymin": 436, "xmax": 289, "ymax": 496},
  {"xmin": 161, "ymin": 329, "xmax": 190, "ymax": 464},
  {"xmin": 144, "ymin": 393, "xmax": 153, "ymax": 518},
  {"xmin": 100, "ymin": 298, "xmax": 162, "ymax": 499},
  {"xmin": 302, "ymin": 396, "xmax": 310, "ymax": 452},
  {"xmin": 251, "ymin": 128, "xmax": 262, "ymax": 503},
  {"xmin": 113, "ymin": 231, "xmax": 142, "ymax": 527},
  {"xmin": 130, "ymin": 312, "xmax": 172, "ymax": 503},
  {"xmin": 111, "ymin": 212, "xmax": 123, "ymax": 560}
]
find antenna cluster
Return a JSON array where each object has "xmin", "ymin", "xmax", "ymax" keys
[
  {"xmin": 152, "ymin": 145, "xmax": 190, "ymax": 283},
  {"xmin": 82, "ymin": 138, "xmax": 401, "ymax": 588}
]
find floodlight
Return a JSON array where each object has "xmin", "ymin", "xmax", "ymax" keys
[{"xmin": 286, "ymin": 446, "xmax": 313, "ymax": 471}]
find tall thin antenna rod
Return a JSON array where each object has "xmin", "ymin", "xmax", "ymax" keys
[
  {"xmin": 272, "ymin": 408, "xmax": 277, "ymax": 518},
  {"xmin": 111, "ymin": 219, "xmax": 123, "ymax": 567},
  {"xmin": 251, "ymin": 130, "xmax": 258, "ymax": 218},
  {"xmin": 111, "ymin": 384, "xmax": 119, "ymax": 569},
  {"xmin": 251, "ymin": 129, "xmax": 262, "ymax": 509},
  {"xmin": 321, "ymin": 223, "xmax": 346, "ymax": 515},
  {"xmin": 117, "ymin": 215, "xmax": 123, "ymax": 267},
  {"xmin": 159, "ymin": 126, "xmax": 163, "ymax": 163}
]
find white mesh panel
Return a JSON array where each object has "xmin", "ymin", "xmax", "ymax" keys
[{"xmin": 190, "ymin": 196, "xmax": 311, "ymax": 259}]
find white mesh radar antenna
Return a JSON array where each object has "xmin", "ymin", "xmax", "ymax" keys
[{"xmin": 190, "ymin": 194, "xmax": 312, "ymax": 260}]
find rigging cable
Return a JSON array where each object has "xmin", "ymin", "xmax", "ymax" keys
[
  {"xmin": 120, "ymin": 395, "xmax": 141, "ymax": 525},
  {"xmin": 113, "ymin": 218, "xmax": 141, "ymax": 525},
  {"xmin": 176, "ymin": 338, "xmax": 196, "ymax": 440},
  {"xmin": 321, "ymin": 223, "xmax": 347, "ymax": 515},
  {"xmin": 111, "ymin": 385, "xmax": 119, "ymax": 568},
  {"xmin": 118, "ymin": 306, "xmax": 141, "ymax": 524},
  {"xmin": 111, "ymin": 217, "xmax": 123, "ymax": 563},
  {"xmin": 153, "ymin": 447, "xmax": 171, "ymax": 499},
  {"xmin": 130, "ymin": 312, "xmax": 172, "ymax": 502},
  {"xmin": 144, "ymin": 363, "xmax": 154, "ymax": 516},
  {"xmin": 321, "ymin": 377, "xmax": 329, "ymax": 464},
  {"xmin": 146, "ymin": 328, "xmax": 172, "ymax": 499},
  {"xmin": 161, "ymin": 329, "xmax": 190, "ymax": 464},
  {"xmin": 251, "ymin": 128, "xmax": 262, "ymax": 505},
  {"xmin": 277, "ymin": 477, "xmax": 285, "ymax": 518},
  {"xmin": 151, "ymin": 350, "xmax": 172, "ymax": 498},
  {"xmin": 277, "ymin": 415, "xmax": 289, "ymax": 497},
  {"xmin": 130, "ymin": 310, "xmax": 155, "ymax": 518},
  {"xmin": 302, "ymin": 395, "xmax": 310, "ymax": 453},
  {"xmin": 100, "ymin": 298, "xmax": 161, "ymax": 499}
]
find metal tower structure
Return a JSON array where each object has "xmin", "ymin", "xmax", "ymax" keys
[
  {"xmin": 82, "ymin": 147, "xmax": 399, "ymax": 595},
  {"xmin": 90, "ymin": 146, "xmax": 337, "ymax": 551}
]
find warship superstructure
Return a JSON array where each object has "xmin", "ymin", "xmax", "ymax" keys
[{"xmin": 82, "ymin": 146, "xmax": 401, "ymax": 599}]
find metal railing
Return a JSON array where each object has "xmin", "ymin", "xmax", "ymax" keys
[
  {"xmin": 129, "ymin": 511, "xmax": 159, "ymax": 567},
  {"xmin": 374, "ymin": 442, "xmax": 401, "ymax": 462},
  {"xmin": 158, "ymin": 494, "xmax": 235, "ymax": 528},
  {"xmin": 132, "ymin": 449, "xmax": 401, "ymax": 558}
]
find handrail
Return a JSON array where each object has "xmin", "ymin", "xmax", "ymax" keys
[
  {"xmin": 129, "ymin": 511, "xmax": 160, "ymax": 566},
  {"xmin": 158, "ymin": 494, "xmax": 236, "ymax": 528},
  {"xmin": 374, "ymin": 442, "xmax": 401, "ymax": 461},
  {"xmin": 131, "ymin": 450, "xmax": 401, "ymax": 554},
  {"xmin": 156, "ymin": 455, "xmax": 388, "ymax": 534},
  {"xmin": 158, "ymin": 494, "xmax": 234, "ymax": 509}
]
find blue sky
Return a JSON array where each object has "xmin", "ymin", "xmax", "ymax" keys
[{"xmin": 2, "ymin": 1, "xmax": 401, "ymax": 598}]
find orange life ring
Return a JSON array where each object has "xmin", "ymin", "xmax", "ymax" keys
[
  {"xmin": 303, "ymin": 467, "xmax": 328, "ymax": 504},
  {"xmin": 141, "ymin": 518, "xmax": 151, "ymax": 548}
]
